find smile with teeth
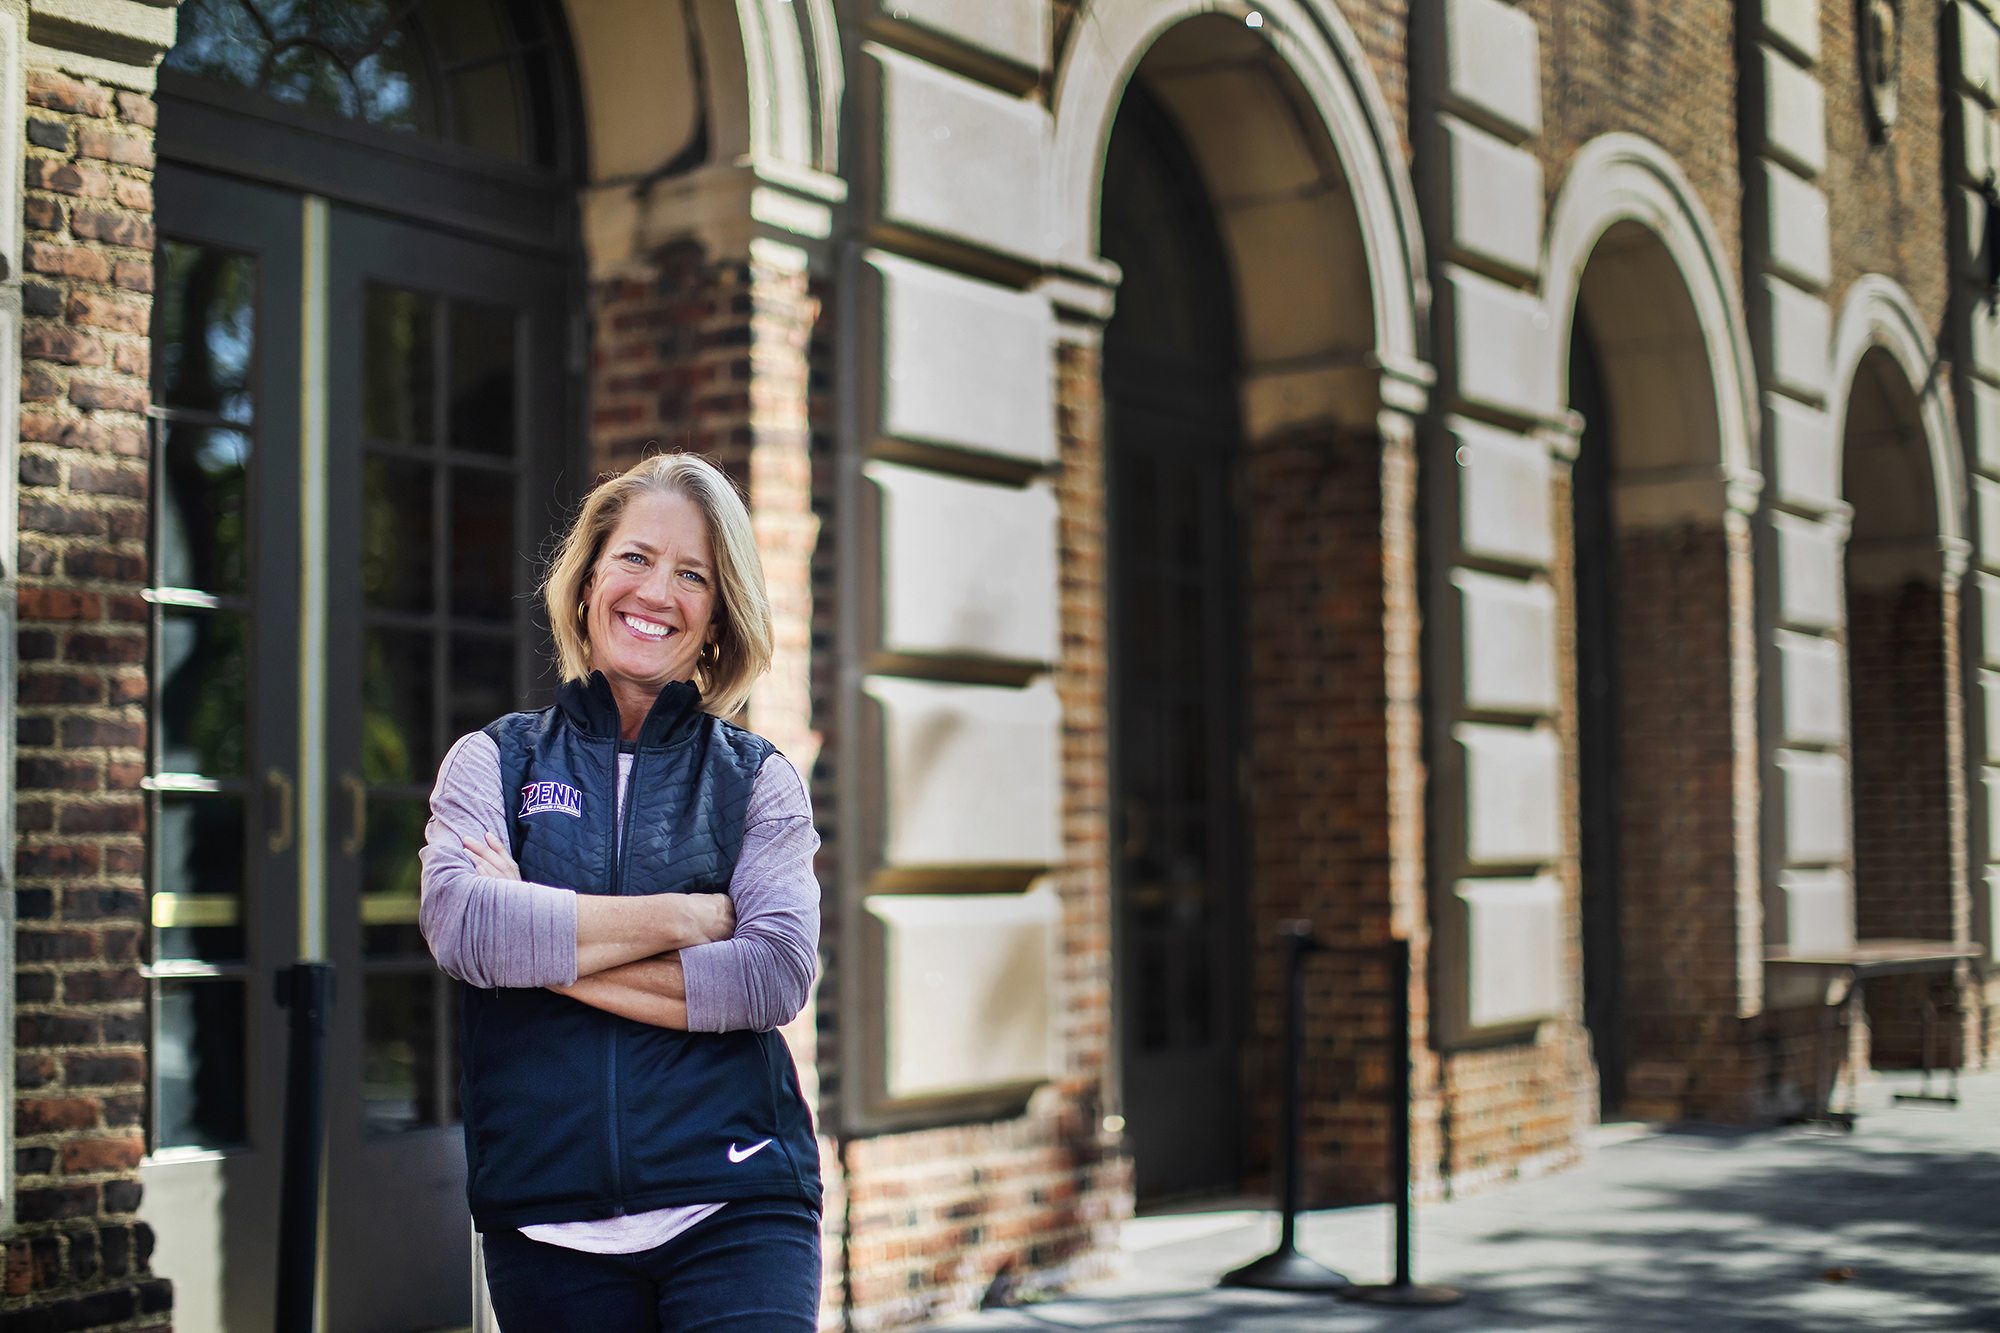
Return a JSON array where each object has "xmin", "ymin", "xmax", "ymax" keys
[{"xmin": 618, "ymin": 612, "xmax": 677, "ymax": 641}]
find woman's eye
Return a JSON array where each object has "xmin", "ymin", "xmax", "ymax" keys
[
  {"xmin": 622, "ymin": 552, "xmax": 645, "ymax": 565},
  {"xmin": 680, "ymin": 570, "xmax": 707, "ymax": 586}
]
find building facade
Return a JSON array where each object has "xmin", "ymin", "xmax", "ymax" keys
[{"xmin": 0, "ymin": 0, "xmax": 1991, "ymax": 1329}]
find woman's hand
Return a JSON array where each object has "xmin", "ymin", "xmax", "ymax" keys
[{"xmin": 463, "ymin": 832, "xmax": 521, "ymax": 881}]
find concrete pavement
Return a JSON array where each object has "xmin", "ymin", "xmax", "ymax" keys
[{"xmin": 936, "ymin": 1070, "xmax": 2000, "ymax": 1333}]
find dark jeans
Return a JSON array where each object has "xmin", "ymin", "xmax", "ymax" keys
[{"xmin": 482, "ymin": 1199, "xmax": 821, "ymax": 1333}]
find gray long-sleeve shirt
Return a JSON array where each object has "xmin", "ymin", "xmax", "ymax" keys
[{"xmin": 418, "ymin": 729, "xmax": 821, "ymax": 1033}]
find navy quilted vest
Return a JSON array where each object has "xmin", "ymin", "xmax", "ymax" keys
[{"xmin": 458, "ymin": 675, "xmax": 820, "ymax": 1230}]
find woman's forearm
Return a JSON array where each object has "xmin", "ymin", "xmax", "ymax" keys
[
  {"xmin": 573, "ymin": 894, "xmax": 733, "ymax": 979},
  {"xmin": 552, "ymin": 954, "xmax": 688, "ymax": 1028}
]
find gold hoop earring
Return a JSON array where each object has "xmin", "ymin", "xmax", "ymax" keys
[{"xmin": 576, "ymin": 601, "xmax": 588, "ymax": 624}]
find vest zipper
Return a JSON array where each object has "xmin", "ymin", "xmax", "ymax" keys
[{"xmin": 605, "ymin": 745, "xmax": 643, "ymax": 1209}]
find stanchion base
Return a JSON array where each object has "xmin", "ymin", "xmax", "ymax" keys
[
  {"xmin": 1218, "ymin": 1246, "xmax": 1351, "ymax": 1292},
  {"xmin": 1340, "ymin": 1282, "xmax": 1465, "ymax": 1308}
]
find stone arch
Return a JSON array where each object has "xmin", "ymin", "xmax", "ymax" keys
[
  {"xmin": 1827, "ymin": 276, "xmax": 1965, "ymax": 548},
  {"xmin": 1543, "ymin": 133, "xmax": 1759, "ymax": 497},
  {"xmin": 1829, "ymin": 278, "xmax": 1970, "ymax": 1068},
  {"xmin": 1050, "ymin": 0, "xmax": 1430, "ymax": 418},
  {"xmin": 568, "ymin": 0, "xmax": 844, "ymax": 270},
  {"xmin": 1548, "ymin": 134, "xmax": 1762, "ymax": 1117}
]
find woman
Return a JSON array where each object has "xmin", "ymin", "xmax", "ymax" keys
[{"xmin": 419, "ymin": 452, "xmax": 822, "ymax": 1332}]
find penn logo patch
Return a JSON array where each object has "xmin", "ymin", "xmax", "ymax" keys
[{"xmin": 520, "ymin": 781, "xmax": 584, "ymax": 819}]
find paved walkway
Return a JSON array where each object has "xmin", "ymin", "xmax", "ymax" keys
[{"xmin": 937, "ymin": 1070, "xmax": 2000, "ymax": 1333}]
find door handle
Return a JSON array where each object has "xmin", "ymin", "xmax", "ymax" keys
[
  {"xmin": 341, "ymin": 772, "xmax": 367, "ymax": 857},
  {"xmin": 267, "ymin": 767, "xmax": 294, "ymax": 854}
]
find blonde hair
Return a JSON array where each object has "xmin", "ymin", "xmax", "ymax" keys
[{"xmin": 543, "ymin": 453, "xmax": 771, "ymax": 719}]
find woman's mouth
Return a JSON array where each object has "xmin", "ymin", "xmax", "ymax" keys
[{"xmin": 618, "ymin": 611, "xmax": 676, "ymax": 642}]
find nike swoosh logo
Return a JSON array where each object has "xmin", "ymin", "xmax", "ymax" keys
[{"xmin": 727, "ymin": 1139, "xmax": 773, "ymax": 1164}]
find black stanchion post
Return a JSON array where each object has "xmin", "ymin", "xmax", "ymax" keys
[
  {"xmin": 1344, "ymin": 938, "xmax": 1463, "ymax": 1307},
  {"xmin": 275, "ymin": 962, "xmax": 335, "ymax": 1333},
  {"xmin": 1219, "ymin": 920, "xmax": 1349, "ymax": 1292}
]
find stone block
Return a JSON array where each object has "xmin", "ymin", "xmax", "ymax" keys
[
  {"xmin": 866, "ymin": 884, "xmax": 1059, "ymax": 1100},
  {"xmin": 867, "ymin": 461, "xmax": 1060, "ymax": 664},
  {"xmin": 866, "ymin": 675, "xmax": 1062, "ymax": 868},
  {"xmin": 883, "ymin": 0, "xmax": 1047, "ymax": 70},
  {"xmin": 1974, "ymin": 292, "xmax": 2000, "ymax": 384},
  {"xmin": 1759, "ymin": 0, "xmax": 1820, "ymax": 64},
  {"xmin": 1985, "ymin": 768, "xmax": 2000, "ymax": 846},
  {"xmin": 1445, "ymin": 266, "xmax": 1552, "ymax": 420},
  {"xmin": 1772, "ymin": 511, "xmax": 1845, "ymax": 630},
  {"xmin": 1954, "ymin": 93, "xmax": 1997, "ymax": 186},
  {"xmin": 1774, "ymin": 747, "xmax": 1849, "ymax": 865},
  {"xmin": 1759, "ymin": 161, "xmax": 1830, "ymax": 291},
  {"xmin": 1767, "ymin": 395, "xmax": 1838, "ymax": 511},
  {"xmin": 1455, "ymin": 722, "xmax": 1564, "ymax": 865},
  {"xmin": 1990, "ymin": 866, "xmax": 2000, "ymax": 963},
  {"xmin": 1444, "ymin": 115, "xmax": 1542, "ymax": 277},
  {"xmin": 1775, "ymin": 628, "xmax": 1845, "ymax": 745},
  {"xmin": 1762, "ymin": 276, "xmax": 1831, "ymax": 403},
  {"xmin": 1453, "ymin": 416, "xmax": 1554, "ymax": 567},
  {"xmin": 1985, "ymin": 673, "xmax": 2000, "ymax": 762},
  {"xmin": 1973, "ymin": 378, "xmax": 2000, "ymax": 476},
  {"xmin": 1777, "ymin": 868, "xmax": 1854, "ymax": 955},
  {"xmin": 1977, "ymin": 476, "xmax": 2000, "ymax": 570},
  {"xmin": 869, "ymin": 45, "xmax": 1049, "ymax": 264},
  {"xmin": 1457, "ymin": 876, "xmax": 1564, "ymax": 1028},
  {"xmin": 1979, "ymin": 573, "xmax": 2000, "ymax": 666},
  {"xmin": 869, "ymin": 251, "xmax": 1056, "ymax": 465},
  {"xmin": 1756, "ymin": 46, "xmax": 1826, "ymax": 178},
  {"xmin": 1442, "ymin": 0, "xmax": 1542, "ymax": 141},
  {"xmin": 1957, "ymin": 2, "xmax": 2000, "ymax": 105},
  {"xmin": 1453, "ymin": 569, "xmax": 1558, "ymax": 715}
]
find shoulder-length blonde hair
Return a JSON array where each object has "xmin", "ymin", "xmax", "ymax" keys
[{"xmin": 542, "ymin": 453, "xmax": 771, "ymax": 719}]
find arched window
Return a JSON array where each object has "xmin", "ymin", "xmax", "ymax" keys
[{"xmin": 164, "ymin": 0, "xmax": 561, "ymax": 164}]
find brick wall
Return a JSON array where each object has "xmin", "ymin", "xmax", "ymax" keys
[
  {"xmin": 1849, "ymin": 578, "xmax": 1971, "ymax": 1067},
  {"xmin": 1528, "ymin": 0, "xmax": 1742, "ymax": 286},
  {"xmin": 1820, "ymin": 0, "xmax": 1948, "ymax": 324},
  {"xmin": 1240, "ymin": 424, "xmax": 1399, "ymax": 1204},
  {"xmin": 1611, "ymin": 525, "xmax": 1744, "ymax": 1118},
  {"xmin": 8, "ymin": 67, "xmax": 172, "ymax": 1330}
]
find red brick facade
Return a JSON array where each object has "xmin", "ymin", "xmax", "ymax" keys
[{"xmin": 8, "ymin": 69, "xmax": 171, "ymax": 1330}]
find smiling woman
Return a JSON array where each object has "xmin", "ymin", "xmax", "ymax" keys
[{"xmin": 417, "ymin": 451, "xmax": 823, "ymax": 1333}]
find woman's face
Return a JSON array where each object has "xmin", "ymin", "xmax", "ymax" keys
[{"xmin": 583, "ymin": 489, "xmax": 718, "ymax": 697}]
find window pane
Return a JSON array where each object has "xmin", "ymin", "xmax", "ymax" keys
[
  {"xmin": 160, "ymin": 424, "xmax": 251, "ymax": 595},
  {"xmin": 159, "ymin": 607, "xmax": 249, "ymax": 777},
  {"xmin": 423, "ymin": 0, "xmax": 508, "ymax": 63},
  {"xmin": 163, "ymin": 0, "xmax": 266, "ymax": 91},
  {"xmin": 448, "ymin": 303, "xmax": 516, "ymax": 455},
  {"xmin": 364, "ymin": 974, "xmax": 438, "ymax": 1134},
  {"xmin": 450, "ymin": 469, "xmax": 514, "ymax": 619},
  {"xmin": 157, "ymin": 977, "xmax": 247, "ymax": 1149},
  {"xmin": 363, "ymin": 796, "xmax": 428, "ymax": 959},
  {"xmin": 351, "ymin": 26, "xmax": 440, "ymax": 133},
  {"xmin": 362, "ymin": 454, "xmax": 436, "ymax": 613},
  {"xmin": 158, "ymin": 242, "xmax": 255, "ymax": 423},
  {"xmin": 449, "ymin": 62, "xmax": 521, "ymax": 160},
  {"xmin": 450, "ymin": 635, "xmax": 515, "ymax": 740},
  {"xmin": 364, "ymin": 287, "xmax": 436, "ymax": 445},
  {"xmin": 154, "ymin": 794, "xmax": 246, "ymax": 962},
  {"xmin": 363, "ymin": 630, "xmax": 435, "ymax": 785}
]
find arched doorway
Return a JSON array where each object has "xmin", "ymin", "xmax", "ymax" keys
[
  {"xmin": 139, "ymin": 2, "xmax": 582, "ymax": 1328},
  {"xmin": 1841, "ymin": 346, "xmax": 1962, "ymax": 1065},
  {"xmin": 1096, "ymin": 12, "xmax": 1396, "ymax": 1204},
  {"xmin": 1564, "ymin": 219, "xmax": 1738, "ymax": 1119},
  {"xmin": 1100, "ymin": 76, "xmax": 1247, "ymax": 1202}
]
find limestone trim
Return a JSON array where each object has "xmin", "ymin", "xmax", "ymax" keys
[
  {"xmin": 1542, "ymin": 134, "xmax": 1760, "ymax": 492},
  {"xmin": 1826, "ymin": 275, "xmax": 1968, "ymax": 551},
  {"xmin": 1046, "ymin": 0, "xmax": 1429, "ymax": 389}
]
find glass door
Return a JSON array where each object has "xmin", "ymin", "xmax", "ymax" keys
[
  {"xmin": 140, "ymin": 163, "xmax": 304, "ymax": 1333},
  {"xmin": 320, "ymin": 202, "xmax": 569, "ymax": 1333}
]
